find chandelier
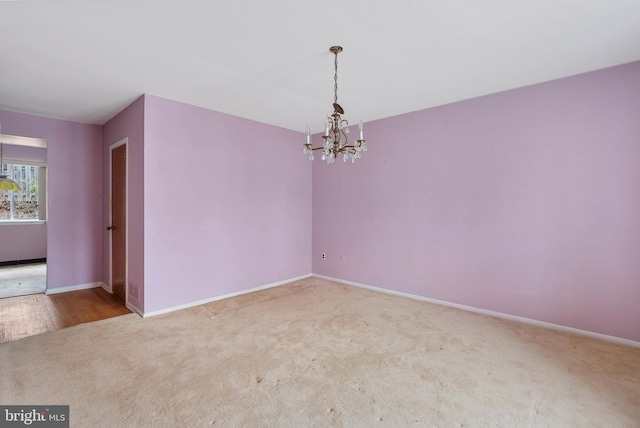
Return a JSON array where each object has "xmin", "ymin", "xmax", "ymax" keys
[
  {"xmin": 0, "ymin": 145, "xmax": 21, "ymax": 191},
  {"xmin": 303, "ymin": 46, "xmax": 367, "ymax": 164}
]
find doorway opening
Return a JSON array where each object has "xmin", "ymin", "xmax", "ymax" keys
[{"xmin": 0, "ymin": 132, "xmax": 48, "ymax": 299}]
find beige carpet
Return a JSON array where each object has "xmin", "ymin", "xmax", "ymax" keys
[{"xmin": 2, "ymin": 277, "xmax": 639, "ymax": 427}]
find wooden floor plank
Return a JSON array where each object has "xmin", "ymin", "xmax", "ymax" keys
[{"xmin": 0, "ymin": 287, "xmax": 131, "ymax": 343}]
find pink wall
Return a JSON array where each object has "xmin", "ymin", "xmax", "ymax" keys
[
  {"xmin": 0, "ymin": 225, "xmax": 47, "ymax": 261},
  {"xmin": 103, "ymin": 96, "xmax": 145, "ymax": 311},
  {"xmin": 312, "ymin": 61, "xmax": 640, "ymax": 342},
  {"xmin": 143, "ymin": 95, "xmax": 311, "ymax": 312},
  {"xmin": 0, "ymin": 109, "xmax": 103, "ymax": 290},
  {"xmin": 2, "ymin": 144, "xmax": 47, "ymax": 163}
]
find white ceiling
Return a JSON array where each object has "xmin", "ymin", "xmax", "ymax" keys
[{"xmin": 1, "ymin": 0, "xmax": 640, "ymax": 133}]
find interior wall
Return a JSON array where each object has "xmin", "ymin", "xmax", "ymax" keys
[
  {"xmin": 143, "ymin": 95, "xmax": 312, "ymax": 313},
  {"xmin": 103, "ymin": 95, "xmax": 145, "ymax": 311},
  {"xmin": 0, "ymin": 226, "xmax": 46, "ymax": 262},
  {"xmin": 312, "ymin": 61, "xmax": 640, "ymax": 342},
  {"xmin": 0, "ymin": 108, "xmax": 103, "ymax": 290},
  {"xmin": 3, "ymin": 144, "xmax": 47, "ymax": 163}
]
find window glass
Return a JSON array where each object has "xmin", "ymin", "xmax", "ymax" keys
[{"xmin": 0, "ymin": 162, "xmax": 44, "ymax": 221}]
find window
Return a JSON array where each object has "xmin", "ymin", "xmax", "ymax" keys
[{"xmin": 0, "ymin": 162, "xmax": 46, "ymax": 222}]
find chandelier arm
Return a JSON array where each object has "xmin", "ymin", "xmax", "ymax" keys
[{"xmin": 339, "ymin": 128, "xmax": 349, "ymax": 146}]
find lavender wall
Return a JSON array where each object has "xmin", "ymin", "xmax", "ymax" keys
[
  {"xmin": 0, "ymin": 109, "xmax": 103, "ymax": 290},
  {"xmin": 103, "ymin": 96, "xmax": 145, "ymax": 311},
  {"xmin": 0, "ymin": 226, "xmax": 46, "ymax": 261},
  {"xmin": 312, "ymin": 61, "xmax": 640, "ymax": 342},
  {"xmin": 143, "ymin": 95, "xmax": 311, "ymax": 313},
  {"xmin": 3, "ymin": 144, "xmax": 47, "ymax": 163}
]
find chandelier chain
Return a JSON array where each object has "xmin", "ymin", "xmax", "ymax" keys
[{"xmin": 334, "ymin": 51, "xmax": 338, "ymax": 105}]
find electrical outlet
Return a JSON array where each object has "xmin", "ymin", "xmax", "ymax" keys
[{"xmin": 322, "ymin": 253, "xmax": 326, "ymax": 260}]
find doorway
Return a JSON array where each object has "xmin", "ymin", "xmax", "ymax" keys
[
  {"xmin": 0, "ymin": 133, "xmax": 48, "ymax": 299},
  {"xmin": 109, "ymin": 139, "xmax": 127, "ymax": 303}
]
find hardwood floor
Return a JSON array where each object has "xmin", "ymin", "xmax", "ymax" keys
[{"xmin": 0, "ymin": 287, "xmax": 131, "ymax": 343}]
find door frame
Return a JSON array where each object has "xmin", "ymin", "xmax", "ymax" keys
[{"xmin": 108, "ymin": 137, "xmax": 128, "ymax": 305}]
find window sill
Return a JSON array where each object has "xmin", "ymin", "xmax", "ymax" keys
[{"xmin": 0, "ymin": 220, "xmax": 47, "ymax": 226}]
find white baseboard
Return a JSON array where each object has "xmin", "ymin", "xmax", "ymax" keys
[
  {"xmin": 45, "ymin": 281, "xmax": 103, "ymax": 295},
  {"xmin": 143, "ymin": 273, "xmax": 313, "ymax": 318},
  {"xmin": 312, "ymin": 274, "xmax": 640, "ymax": 349}
]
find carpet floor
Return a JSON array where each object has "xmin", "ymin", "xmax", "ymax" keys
[{"xmin": 1, "ymin": 277, "xmax": 639, "ymax": 427}]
